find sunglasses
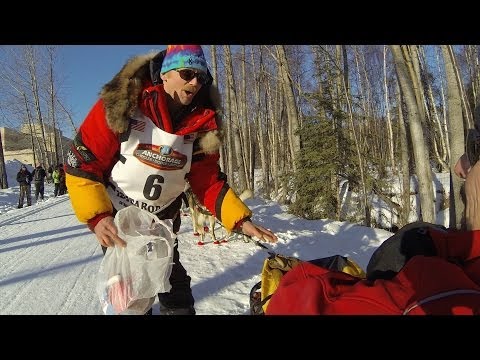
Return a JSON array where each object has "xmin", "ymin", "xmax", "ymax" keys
[{"xmin": 175, "ymin": 69, "xmax": 209, "ymax": 85}]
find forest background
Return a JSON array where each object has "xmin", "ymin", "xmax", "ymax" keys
[{"xmin": 0, "ymin": 45, "xmax": 474, "ymax": 231}]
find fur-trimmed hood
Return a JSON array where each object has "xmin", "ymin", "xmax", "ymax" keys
[{"xmin": 99, "ymin": 51, "xmax": 222, "ymax": 135}]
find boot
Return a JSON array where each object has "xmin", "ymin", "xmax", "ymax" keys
[{"xmin": 159, "ymin": 303, "xmax": 196, "ymax": 315}]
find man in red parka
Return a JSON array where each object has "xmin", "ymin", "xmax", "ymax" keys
[{"xmin": 65, "ymin": 45, "xmax": 277, "ymax": 315}]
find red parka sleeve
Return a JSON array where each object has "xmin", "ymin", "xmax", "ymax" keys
[{"xmin": 65, "ymin": 99, "xmax": 120, "ymax": 225}]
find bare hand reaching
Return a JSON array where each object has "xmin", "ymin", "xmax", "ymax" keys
[
  {"xmin": 241, "ymin": 220, "xmax": 278, "ymax": 243},
  {"xmin": 454, "ymin": 153, "xmax": 471, "ymax": 179},
  {"xmin": 94, "ymin": 216, "xmax": 126, "ymax": 248}
]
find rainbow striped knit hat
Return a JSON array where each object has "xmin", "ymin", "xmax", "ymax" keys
[{"xmin": 160, "ymin": 45, "xmax": 208, "ymax": 74}]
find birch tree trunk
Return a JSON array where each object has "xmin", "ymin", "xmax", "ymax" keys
[
  {"xmin": 271, "ymin": 81, "xmax": 282, "ymax": 199},
  {"xmin": 442, "ymin": 45, "xmax": 465, "ymax": 229},
  {"xmin": 23, "ymin": 93, "xmax": 37, "ymax": 167},
  {"xmin": 449, "ymin": 46, "xmax": 473, "ymax": 129},
  {"xmin": 24, "ymin": 45, "xmax": 48, "ymax": 166},
  {"xmin": 334, "ymin": 45, "xmax": 345, "ymax": 221},
  {"xmin": 396, "ymin": 80, "xmax": 411, "ymax": 227},
  {"xmin": 0, "ymin": 131, "xmax": 7, "ymax": 188},
  {"xmin": 275, "ymin": 45, "xmax": 300, "ymax": 171},
  {"xmin": 209, "ymin": 45, "xmax": 225, "ymax": 172},
  {"xmin": 224, "ymin": 65, "xmax": 233, "ymax": 185},
  {"xmin": 47, "ymin": 46, "xmax": 59, "ymax": 166},
  {"xmin": 465, "ymin": 45, "xmax": 480, "ymax": 111},
  {"xmin": 383, "ymin": 45, "xmax": 395, "ymax": 171},
  {"xmin": 425, "ymin": 78, "xmax": 449, "ymax": 170},
  {"xmin": 252, "ymin": 46, "xmax": 270, "ymax": 197},
  {"xmin": 344, "ymin": 81, "xmax": 369, "ymax": 226},
  {"xmin": 405, "ymin": 46, "xmax": 427, "ymax": 125},
  {"xmin": 224, "ymin": 45, "xmax": 247, "ymax": 191},
  {"xmin": 391, "ymin": 45, "xmax": 434, "ymax": 223},
  {"xmin": 435, "ymin": 46, "xmax": 450, "ymax": 162},
  {"xmin": 239, "ymin": 46, "xmax": 252, "ymax": 190},
  {"xmin": 465, "ymin": 45, "xmax": 480, "ymax": 107}
]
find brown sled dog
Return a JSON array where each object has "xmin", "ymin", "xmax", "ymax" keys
[{"xmin": 186, "ymin": 188, "xmax": 253, "ymax": 245}]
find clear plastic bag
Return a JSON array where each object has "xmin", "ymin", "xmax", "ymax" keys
[{"xmin": 97, "ymin": 206, "xmax": 176, "ymax": 315}]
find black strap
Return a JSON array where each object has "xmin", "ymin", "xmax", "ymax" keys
[{"xmin": 260, "ymin": 294, "xmax": 273, "ymax": 308}]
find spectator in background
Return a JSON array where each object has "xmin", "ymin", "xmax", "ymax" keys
[
  {"xmin": 46, "ymin": 165, "xmax": 53, "ymax": 184},
  {"xmin": 31, "ymin": 163, "xmax": 47, "ymax": 201},
  {"xmin": 58, "ymin": 164, "xmax": 67, "ymax": 195},
  {"xmin": 52, "ymin": 166, "xmax": 60, "ymax": 197},
  {"xmin": 16, "ymin": 164, "xmax": 32, "ymax": 208}
]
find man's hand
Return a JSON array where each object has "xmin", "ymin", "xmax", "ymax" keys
[
  {"xmin": 94, "ymin": 216, "xmax": 126, "ymax": 248},
  {"xmin": 454, "ymin": 153, "xmax": 471, "ymax": 179},
  {"xmin": 241, "ymin": 220, "xmax": 278, "ymax": 243},
  {"xmin": 464, "ymin": 160, "xmax": 480, "ymax": 230}
]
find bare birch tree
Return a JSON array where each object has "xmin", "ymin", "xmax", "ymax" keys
[
  {"xmin": 0, "ymin": 126, "xmax": 7, "ymax": 188},
  {"xmin": 383, "ymin": 45, "xmax": 395, "ymax": 171},
  {"xmin": 442, "ymin": 45, "xmax": 465, "ymax": 229},
  {"xmin": 223, "ymin": 45, "xmax": 247, "ymax": 192},
  {"xmin": 24, "ymin": 46, "xmax": 49, "ymax": 166},
  {"xmin": 239, "ymin": 46, "xmax": 252, "ymax": 190},
  {"xmin": 275, "ymin": 45, "xmax": 300, "ymax": 172},
  {"xmin": 391, "ymin": 45, "xmax": 434, "ymax": 223},
  {"xmin": 209, "ymin": 45, "xmax": 225, "ymax": 172},
  {"xmin": 396, "ymin": 80, "xmax": 411, "ymax": 227}
]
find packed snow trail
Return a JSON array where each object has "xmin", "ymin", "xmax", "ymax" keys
[
  {"xmin": 0, "ymin": 195, "xmax": 104, "ymax": 314},
  {"xmin": 0, "ymin": 188, "xmax": 389, "ymax": 315},
  {"xmin": 0, "ymin": 192, "xmax": 289, "ymax": 315}
]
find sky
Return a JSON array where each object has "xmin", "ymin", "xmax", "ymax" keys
[
  {"xmin": 0, "ymin": 160, "xmax": 453, "ymax": 315},
  {"xmin": 59, "ymin": 45, "xmax": 165, "ymax": 138}
]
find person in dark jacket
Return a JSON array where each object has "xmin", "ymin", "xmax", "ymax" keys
[
  {"xmin": 16, "ymin": 164, "xmax": 32, "ymax": 208},
  {"xmin": 57, "ymin": 164, "xmax": 67, "ymax": 196},
  {"xmin": 65, "ymin": 45, "xmax": 277, "ymax": 315},
  {"xmin": 31, "ymin": 163, "xmax": 47, "ymax": 201}
]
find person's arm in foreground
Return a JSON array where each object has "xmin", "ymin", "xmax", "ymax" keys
[
  {"xmin": 454, "ymin": 153, "xmax": 471, "ymax": 179},
  {"xmin": 188, "ymin": 151, "xmax": 277, "ymax": 243}
]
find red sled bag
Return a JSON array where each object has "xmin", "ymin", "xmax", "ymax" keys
[
  {"xmin": 250, "ymin": 254, "xmax": 365, "ymax": 315},
  {"xmin": 266, "ymin": 222, "xmax": 480, "ymax": 315}
]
